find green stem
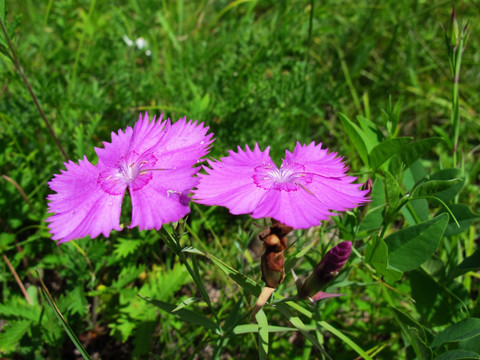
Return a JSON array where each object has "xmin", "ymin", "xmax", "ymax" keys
[
  {"xmin": 451, "ymin": 36, "xmax": 464, "ymax": 167},
  {"xmin": 160, "ymin": 227, "xmax": 221, "ymax": 330}
]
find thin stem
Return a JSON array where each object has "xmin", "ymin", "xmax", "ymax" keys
[
  {"xmin": 0, "ymin": 17, "xmax": 68, "ymax": 161},
  {"xmin": 3, "ymin": 254, "xmax": 32, "ymax": 304},
  {"xmin": 160, "ymin": 227, "xmax": 221, "ymax": 330},
  {"xmin": 451, "ymin": 35, "xmax": 464, "ymax": 167}
]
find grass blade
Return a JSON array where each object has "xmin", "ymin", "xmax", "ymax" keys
[{"xmin": 35, "ymin": 269, "xmax": 91, "ymax": 360}]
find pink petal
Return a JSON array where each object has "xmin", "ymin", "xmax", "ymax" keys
[
  {"xmin": 152, "ymin": 117, "xmax": 214, "ymax": 169},
  {"xmin": 95, "ymin": 112, "xmax": 168, "ymax": 168},
  {"xmin": 286, "ymin": 141, "xmax": 347, "ymax": 177},
  {"xmin": 310, "ymin": 291, "xmax": 344, "ymax": 302},
  {"xmin": 129, "ymin": 167, "xmax": 198, "ymax": 230},
  {"xmin": 46, "ymin": 156, "xmax": 124, "ymax": 243},
  {"xmin": 193, "ymin": 144, "xmax": 271, "ymax": 214},
  {"xmin": 253, "ymin": 187, "xmax": 333, "ymax": 229},
  {"xmin": 288, "ymin": 141, "xmax": 369, "ymax": 211},
  {"xmin": 304, "ymin": 176, "xmax": 369, "ymax": 212}
]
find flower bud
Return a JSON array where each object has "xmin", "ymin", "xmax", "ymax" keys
[{"xmin": 298, "ymin": 241, "xmax": 352, "ymax": 299}]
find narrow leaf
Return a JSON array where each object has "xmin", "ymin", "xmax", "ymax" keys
[
  {"xmin": 339, "ymin": 113, "xmax": 371, "ymax": 166},
  {"xmin": 172, "ymin": 297, "xmax": 200, "ymax": 312},
  {"xmin": 36, "ymin": 269, "xmax": 92, "ymax": 360},
  {"xmin": 317, "ymin": 320, "xmax": 374, "ymax": 360},
  {"xmin": 182, "ymin": 246, "xmax": 205, "ymax": 255},
  {"xmin": 140, "ymin": 296, "xmax": 218, "ymax": 332},
  {"xmin": 255, "ymin": 310, "xmax": 269, "ymax": 360},
  {"xmin": 275, "ymin": 303, "xmax": 333, "ymax": 360},
  {"xmin": 206, "ymin": 252, "xmax": 262, "ymax": 296},
  {"xmin": 233, "ymin": 324, "xmax": 298, "ymax": 334}
]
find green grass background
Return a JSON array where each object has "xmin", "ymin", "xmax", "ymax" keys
[{"xmin": 1, "ymin": 0, "xmax": 479, "ymax": 359}]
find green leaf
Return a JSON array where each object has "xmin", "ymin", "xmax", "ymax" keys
[
  {"xmin": 402, "ymin": 161, "xmax": 429, "ymax": 223},
  {"xmin": 365, "ymin": 238, "xmax": 402, "ymax": 281},
  {"xmin": 36, "ymin": 270, "xmax": 92, "ymax": 360},
  {"xmin": 369, "ymin": 137, "xmax": 411, "ymax": 170},
  {"xmin": 388, "ymin": 137, "xmax": 442, "ymax": 175},
  {"xmin": 385, "ymin": 171, "xmax": 402, "ymax": 213},
  {"xmin": 181, "ymin": 246, "xmax": 205, "ymax": 255},
  {"xmin": 382, "ymin": 96, "xmax": 402, "ymax": 136},
  {"xmin": 356, "ymin": 115, "xmax": 384, "ymax": 148},
  {"xmin": 429, "ymin": 169, "xmax": 465, "ymax": 201},
  {"xmin": 442, "ymin": 205, "xmax": 480, "ymax": 237},
  {"xmin": 140, "ymin": 296, "xmax": 218, "ymax": 332},
  {"xmin": 206, "ymin": 252, "xmax": 262, "ymax": 296},
  {"xmin": 64, "ymin": 286, "xmax": 88, "ymax": 316},
  {"xmin": 409, "ymin": 269, "xmax": 468, "ymax": 326},
  {"xmin": 317, "ymin": 320, "xmax": 374, "ymax": 360},
  {"xmin": 339, "ymin": 113, "xmax": 371, "ymax": 166},
  {"xmin": 385, "ymin": 214, "xmax": 449, "ymax": 272},
  {"xmin": 359, "ymin": 178, "xmax": 386, "ymax": 232},
  {"xmin": 435, "ymin": 350, "xmax": 480, "ymax": 360},
  {"xmin": 172, "ymin": 297, "xmax": 200, "ymax": 312},
  {"xmin": 447, "ymin": 250, "xmax": 480, "ymax": 280},
  {"xmin": 432, "ymin": 318, "xmax": 480, "ymax": 348},
  {"xmin": 275, "ymin": 303, "xmax": 333, "ymax": 360},
  {"xmin": 233, "ymin": 324, "xmax": 297, "ymax": 334},
  {"xmin": 411, "ymin": 178, "xmax": 464, "ymax": 199},
  {"xmin": 390, "ymin": 307, "xmax": 427, "ymax": 339},
  {"xmin": 255, "ymin": 310, "xmax": 269, "ymax": 360},
  {"xmin": 112, "ymin": 265, "xmax": 146, "ymax": 290},
  {"xmin": 0, "ymin": 320, "xmax": 31, "ymax": 351},
  {"xmin": 408, "ymin": 327, "xmax": 433, "ymax": 360},
  {"xmin": 113, "ymin": 237, "xmax": 141, "ymax": 258}
]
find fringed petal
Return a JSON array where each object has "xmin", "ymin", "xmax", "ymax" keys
[
  {"xmin": 193, "ymin": 144, "xmax": 271, "ymax": 214},
  {"xmin": 46, "ymin": 156, "xmax": 124, "ymax": 243}
]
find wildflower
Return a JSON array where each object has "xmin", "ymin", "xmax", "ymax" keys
[
  {"xmin": 193, "ymin": 142, "xmax": 368, "ymax": 229},
  {"xmin": 47, "ymin": 113, "xmax": 213, "ymax": 243},
  {"xmin": 296, "ymin": 241, "xmax": 352, "ymax": 302},
  {"xmin": 122, "ymin": 35, "xmax": 152, "ymax": 56}
]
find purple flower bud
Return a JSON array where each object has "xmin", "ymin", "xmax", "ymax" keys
[{"xmin": 298, "ymin": 241, "xmax": 352, "ymax": 299}]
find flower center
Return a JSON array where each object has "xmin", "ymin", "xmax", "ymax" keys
[
  {"xmin": 99, "ymin": 151, "xmax": 157, "ymax": 195},
  {"xmin": 253, "ymin": 162, "xmax": 312, "ymax": 191}
]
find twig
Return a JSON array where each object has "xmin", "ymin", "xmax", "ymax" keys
[
  {"xmin": 3, "ymin": 254, "xmax": 32, "ymax": 304},
  {"xmin": 1, "ymin": 174, "xmax": 34, "ymax": 212}
]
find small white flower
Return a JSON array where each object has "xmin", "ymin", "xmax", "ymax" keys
[
  {"xmin": 135, "ymin": 37, "xmax": 148, "ymax": 49},
  {"xmin": 122, "ymin": 35, "xmax": 134, "ymax": 47}
]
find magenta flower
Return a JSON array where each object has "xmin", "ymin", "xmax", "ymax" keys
[
  {"xmin": 193, "ymin": 142, "xmax": 368, "ymax": 229},
  {"xmin": 47, "ymin": 113, "xmax": 213, "ymax": 243}
]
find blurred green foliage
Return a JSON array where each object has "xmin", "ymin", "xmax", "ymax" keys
[{"xmin": 1, "ymin": 0, "xmax": 479, "ymax": 359}]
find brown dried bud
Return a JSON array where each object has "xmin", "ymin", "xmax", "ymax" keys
[{"xmin": 259, "ymin": 220, "xmax": 292, "ymax": 288}]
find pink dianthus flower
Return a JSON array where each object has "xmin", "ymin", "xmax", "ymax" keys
[
  {"xmin": 193, "ymin": 142, "xmax": 368, "ymax": 229},
  {"xmin": 47, "ymin": 113, "xmax": 213, "ymax": 243}
]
